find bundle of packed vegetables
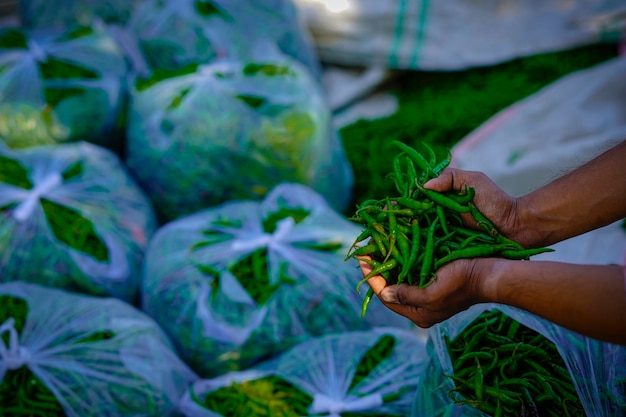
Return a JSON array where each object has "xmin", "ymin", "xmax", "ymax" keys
[
  {"xmin": 126, "ymin": 51, "xmax": 352, "ymax": 221},
  {"xmin": 128, "ymin": 0, "xmax": 320, "ymax": 77},
  {"xmin": 345, "ymin": 140, "xmax": 553, "ymax": 315},
  {"xmin": 0, "ymin": 25, "xmax": 128, "ymax": 151},
  {"xmin": 411, "ymin": 304, "xmax": 626, "ymax": 416},
  {"xmin": 19, "ymin": 0, "xmax": 142, "ymax": 27},
  {"xmin": 142, "ymin": 183, "xmax": 409, "ymax": 377},
  {"xmin": 0, "ymin": 281, "xmax": 197, "ymax": 417},
  {"xmin": 0, "ymin": 142, "xmax": 157, "ymax": 302},
  {"xmin": 178, "ymin": 327, "xmax": 428, "ymax": 417}
]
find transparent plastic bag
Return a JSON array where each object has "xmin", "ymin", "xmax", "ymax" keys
[
  {"xmin": 142, "ymin": 183, "xmax": 410, "ymax": 377},
  {"xmin": 128, "ymin": 0, "xmax": 320, "ymax": 77},
  {"xmin": 0, "ymin": 24, "xmax": 128, "ymax": 151},
  {"xmin": 0, "ymin": 142, "xmax": 157, "ymax": 302},
  {"xmin": 0, "ymin": 281, "xmax": 197, "ymax": 417},
  {"xmin": 126, "ymin": 50, "xmax": 352, "ymax": 220},
  {"xmin": 19, "ymin": 0, "xmax": 141, "ymax": 27},
  {"xmin": 411, "ymin": 304, "xmax": 626, "ymax": 417},
  {"xmin": 178, "ymin": 327, "xmax": 428, "ymax": 417}
]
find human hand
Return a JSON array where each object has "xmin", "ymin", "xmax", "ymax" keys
[
  {"xmin": 424, "ymin": 168, "xmax": 537, "ymax": 248},
  {"xmin": 358, "ymin": 255, "xmax": 497, "ymax": 327}
]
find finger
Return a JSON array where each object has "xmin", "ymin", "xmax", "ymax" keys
[
  {"xmin": 358, "ymin": 257, "xmax": 387, "ymax": 294},
  {"xmin": 358, "ymin": 258, "xmax": 420, "ymax": 318},
  {"xmin": 425, "ymin": 167, "xmax": 475, "ymax": 194},
  {"xmin": 380, "ymin": 283, "xmax": 428, "ymax": 306},
  {"xmin": 423, "ymin": 168, "xmax": 456, "ymax": 191}
]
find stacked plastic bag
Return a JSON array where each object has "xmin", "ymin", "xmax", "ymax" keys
[
  {"xmin": 142, "ymin": 183, "xmax": 410, "ymax": 377},
  {"xmin": 0, "ymin": 142, "xmax": 157, "ymax": 302},
  {"xmin": 126, "ymin": 49, "xmax": 352, "ymax": 220},
  {"xmin": 411, "ymin": 304, "xmax": 626, "ymax": 416},
  {"xmin": 19, "ymin": 0, "xmax": 141, "ymax": 27},
  {"xmin": 0, "ymin": 282, "xmax": 197, "ymax": 417},
  {"xmin": 179, "ymin": 328, "xmax": 428, "ymax": 417},
  {"xmin": 128, "ymin": 0, "xmax": 320, "ymax": 77},
  {"xmin": 0, "ymin": 24, "xmax": 128, "ymax": 151}
]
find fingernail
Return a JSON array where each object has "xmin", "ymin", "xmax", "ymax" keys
[{"xmin": 380, "ymin": 287, "xmax": 399, "ymax": 304}]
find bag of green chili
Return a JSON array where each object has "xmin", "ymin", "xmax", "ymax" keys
[
  {"xmin": 178, "ymin": 327, "xmax": 428, "ymax": 417},
  {"xmin": 0, "ymin": 24, "xmax": 128, "ymax": 151},
  {"xmin": 126, "ymin": 50, "xmax": 352, "ymax": 221},
  {"xmin": 142, "ymin": 183, "xmax": 409, "ymax": 377},
  {"xmin": 411, "ymin": 304, "xmax": 626, "ymax": 417},
  {"xmin": 0, "ymin": 142, "xmax": 157, "ymax": 302},
  {"xmin": 0, "ymin": 281, "xmax": 197, "ymax": 417},
  {"xmin": 127, "ymin": 0, "xmax": 320, "ymax": 77},
  {"xmin": 19, "ymin": 0, "xmax": 142, "ymax": 27}
]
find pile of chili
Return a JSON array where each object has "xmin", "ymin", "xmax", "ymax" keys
[
  {"xmin": 444, "ymin": 309, "xmax": 584, "ymax": 417},
  {"xmin": 346, "ymin": 140, "xmax": 553, "ymax": 316}
]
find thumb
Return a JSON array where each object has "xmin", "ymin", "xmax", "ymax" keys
[
  {"xmin": 423, "ymin": 168, "xmax": 454, "ymax": 192},
  {"xmin": 379, "ymin": 283, "xmax": 426, "ymax": 306}
]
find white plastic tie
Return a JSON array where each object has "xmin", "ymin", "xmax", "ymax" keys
[
  {"xmin": 309, "ymin": 393, "xmax": 383, "ymax": 415},
  {"xmin": 13, "ymin": 172, "xmax": 62, "ymax": 222},
  {"xmin": 0, "ymin": 318, "xmax": 30, "ymax": 371},
  {"xmin": 198, "ymin": 61, "xmax": 237, "ymax": 78},
  {"xmin": 230, "ymin": 217, "xmax": 295, "ymax": 253},
  {"xmin": 27, "ymin": 39, "xmax": 48, "ymax": 62}
]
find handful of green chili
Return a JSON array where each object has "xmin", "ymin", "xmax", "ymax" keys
[
  {"xmin": 444, "ymin": 309, "xmax": 585, "ymax": 417},
  {"xmin": 346, "ymin": 140, "xmax": 553, "ymax": 316}
]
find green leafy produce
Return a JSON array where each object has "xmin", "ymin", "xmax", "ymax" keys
[{"xmin": 346, "ymin": 141, "xmax": 553, "ymax": 316}]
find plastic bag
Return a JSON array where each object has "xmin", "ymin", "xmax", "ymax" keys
[
  {"xmin": 0, "ymin": 281, "xmax": 197, "ymax": 417},
  {"xmin": 128, "ymin": 0, "xmax": 320, "ymax": 77},
  {"xmin": 451, "ymin": 56, "xmax": 626, "ymax": 267},
  {"xmin": 411, "ymin": 304, "xmax": 626, "ymax": 416},
  {"xmin": 0, "ymin": 142, "xmax": 157, "ymax": 302},
  {"xmin": 179, "ymin": 327, "xmax": 428, "ymax": 417},
  {"xmin": 0, "ymin": 24, "xmax": 128, "ymax": 151},
  {"xmin": 294, "ymin": 0, "xmax": 624, "ymax": 70},
  {"xmin": 19, "ymin": 0, "xmax": 141, "ymax": 27},
  {"xmin": 142, "ymin": 183, "xmax": 410, "ymax": 377},
  {"xmin": 126, "ymin": 51, "xmax": 353, "ymax": 220}
]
